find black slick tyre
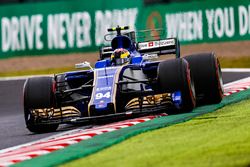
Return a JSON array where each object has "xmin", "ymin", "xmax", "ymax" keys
[
  {"xmin": 157, "ymin": 58, "xmax": 196, "ymax": 113},
  {"xmin": 184, "ymin": 52, "xmax": 224, "ymax": 105},
  {"xmin": 23, "ymin": 77, "xmax": 59, "ymax": 133}
]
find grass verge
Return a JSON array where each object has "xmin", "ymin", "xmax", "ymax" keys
[
  {"xmin": 62, "ymin": 99, "xmax": 250, "ymax": 167},
  {"xmin": 219, "ymin": 56, "xmax": 250, "ymax": 68},
  {"xmin": 0, "ymin": 66, "xmax": 75, "ymax": 77}
]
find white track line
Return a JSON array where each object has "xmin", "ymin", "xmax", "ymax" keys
[
  {"xmin": 0, "ymin": 68, "xmax": 249, "ymax": 81},
  {"xmin": 223, "ymin": 76, "xmax": 250, "ymax": 87},
  {"xmin": 222, "ymin": 68, "xmax": 250, "ymax": 72},
  {"xmin": 0, "ymin": 129, "xmax": 83, "ymax": 154},
  {"xmin": 0, "ymin": 116, "xmax": 157, "ymax": 167}
]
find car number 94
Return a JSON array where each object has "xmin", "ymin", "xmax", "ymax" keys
[{"xmin": 95, "ymin": 92, "xmax": 111, "ymax": 100}]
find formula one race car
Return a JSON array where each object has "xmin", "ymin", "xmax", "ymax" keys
[{"xmin": 23, "ymin": 26, "xmax": 224, "ymax": 133}]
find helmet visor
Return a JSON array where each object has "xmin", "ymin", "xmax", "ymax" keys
[{"xmin": 115, "ymin": 58, "xmax": 129, "ymax": 65}]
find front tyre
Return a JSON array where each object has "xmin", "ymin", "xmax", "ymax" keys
[
  {"xmin": 157, "ymin": 58, "xmax": 196, "ymax": 113},
  {"xmin": 23, "ymin": 77, "xmax": 59, "ymax": 133},
  {"xmin": 184, "ymin": 52, "xmax": 224, "ymax": 105}
]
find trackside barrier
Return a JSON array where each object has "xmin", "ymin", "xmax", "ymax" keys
[
  {"xmin": 0, "ymin": 0, "xmax": 250, "ymax": 58},
  {"xmin": 0, "ymin": 0, "xmax": 142, "ymax": 58},
  {"xmin": 13, "ymin": 82, "xmax": 250, "ymax": 167}
]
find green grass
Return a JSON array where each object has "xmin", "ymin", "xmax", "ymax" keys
[
  {"xmin": 0, "ymin": 66, "xmax": 76, "ymax": 77},
  {"xmin": 219, "ymin": 56, "xmax": 250, "ymax": 68},
  {"xmin": 62, "ymin": 99, "xmax": 250, "ymax": 167}
]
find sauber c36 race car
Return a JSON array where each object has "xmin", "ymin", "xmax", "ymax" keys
[{"xmin": 23, "ymin": 26, "xmax": 224, "ymax": 133}]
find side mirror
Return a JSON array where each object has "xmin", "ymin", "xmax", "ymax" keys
[{"xmin": 75, "ymin": 61, "xmax": 93, "ymax": 70}]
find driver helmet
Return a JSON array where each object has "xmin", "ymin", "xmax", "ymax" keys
[{"xmin": 111, "ymin": 48, "xmax": 130, "ymax": 65}]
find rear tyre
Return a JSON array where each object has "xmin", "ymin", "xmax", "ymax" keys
[
  {"xmin": 184, "ymin": 52, "xmax": 224, "ymax": 105},
  {"xmin": 23, "ymin": 77, "xmax": 59, "ymax": 133},
  {"xmin": 157, "ymin": 58, "xmax": 196, "ymax": 113}
]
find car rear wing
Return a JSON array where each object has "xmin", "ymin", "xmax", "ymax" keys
[
  {"xmin": 100, "ymin": 38, "xmax": 180, "ymax": 60},
  {"xmin": 137, "ymin": 38, "xmax": 180, "ymax": 58}
]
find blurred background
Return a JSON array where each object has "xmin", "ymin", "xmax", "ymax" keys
[
  {"xmin": 0, "ymin": 0, "xmax": 249, "ymax": 77},
  {"xmin": 0, "ymin": 0, "xmax": 193, "ymax": 4}
]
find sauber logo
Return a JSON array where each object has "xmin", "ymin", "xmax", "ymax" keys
[
  {"xmin": 148, "ymin": 42, "xmax": 154, "ymax": 47},
  {"xmin": 154, "ymin": 39, "xmax": 175, "ymax": 47},
  {"xmin": 138, "ymin": 39, "xmax": 175, "ymax": 50}
]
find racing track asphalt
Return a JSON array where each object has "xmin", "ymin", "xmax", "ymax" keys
[{"xmin": 0, "ymin": 71, "xmax": 249, "ymax": 150}]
